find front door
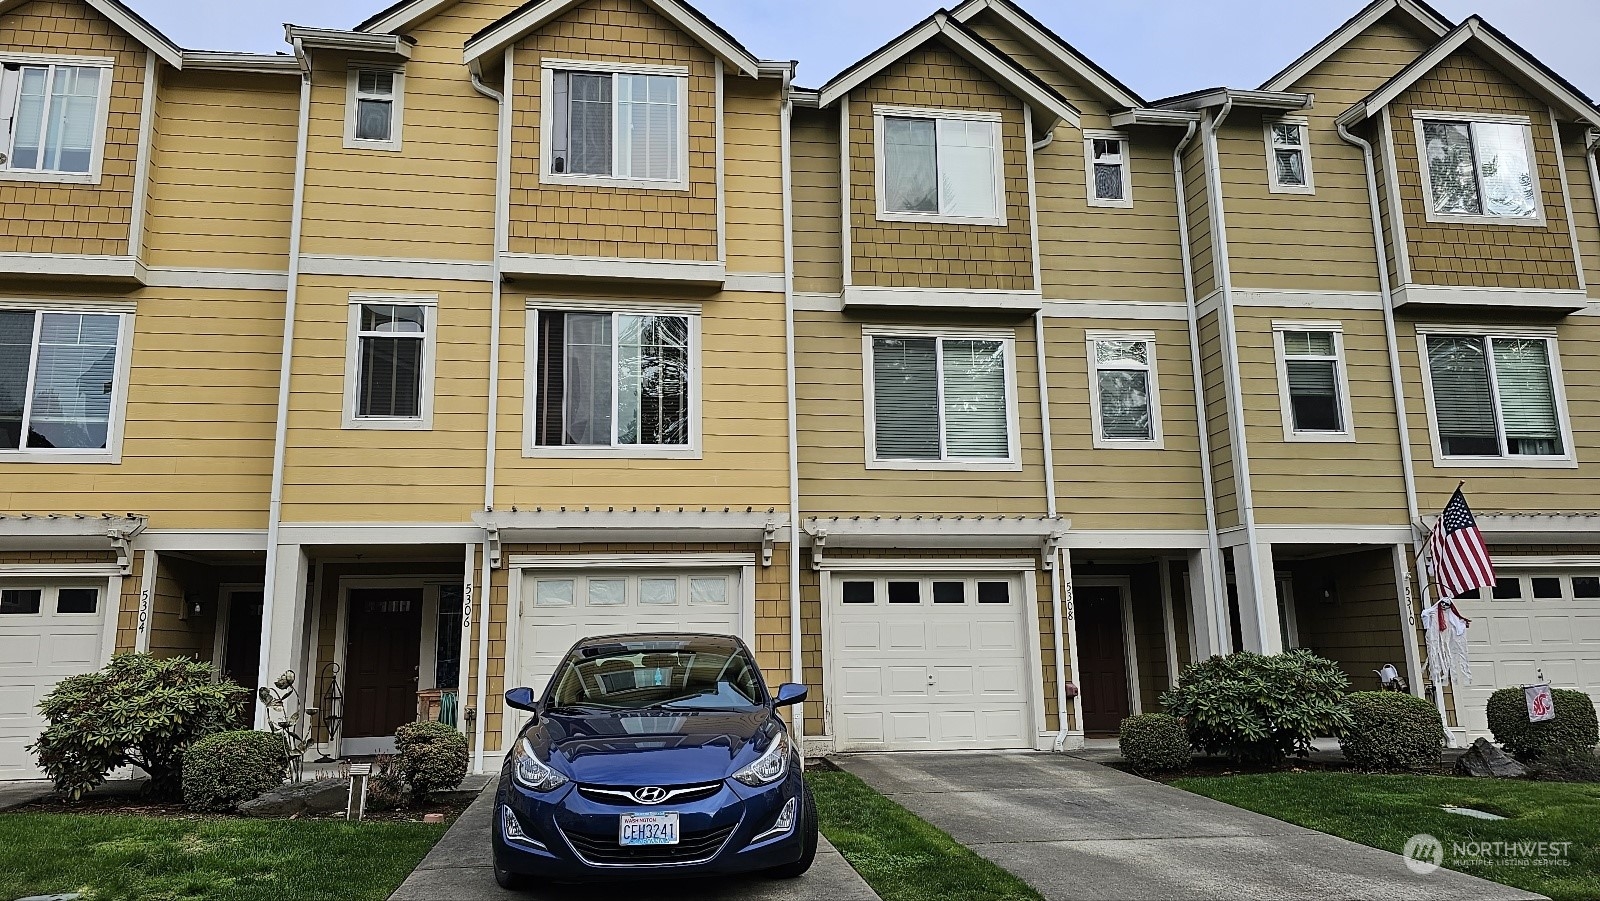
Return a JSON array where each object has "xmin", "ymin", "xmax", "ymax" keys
[
  {"xmin": 344, "ymin": 587, "xmax": 423, "ymax": 743},
  {"xmin": 221, "ymin": 590, "xmax": 264, "ymax": 692},
  {"xmin": 1077, "ymin": 585, "xmax": 1131, "ymax": 736}
]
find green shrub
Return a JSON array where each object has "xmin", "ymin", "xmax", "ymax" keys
[
  {"xmin": 1118, "ymin": 713, "xmax": 1191, "ymax": 774},
  {"xmin": 182, "ymin": 730, "xmax": 288, "ymax": 811},
  {"xmin": 1160, "ymin": 650, "xmax": 1355, "ymax": 767},
  {"xmin": 31, "ymin": 654, "xmax": 249, "ymax": 800},
  {"xmin": 1339, "ymin": 692, "xmax": 1445, "ymax": 771},
  {"xmin": 367, "ymin": 755, "xmax": 409, "ymax": 812},
  {"xmin": 395, "ymin": 721, "xmax": 468, "ymax": 803},
  {"xmin": 1528, "ymin": 747, "xmax": 1600, "ymax": 783},
  {"xmin": 1487, "ymin": 687, "xmax": 1599, "ymax": 762}
]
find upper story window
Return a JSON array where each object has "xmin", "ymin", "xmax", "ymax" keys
[
  {"xmin": 0, "ymin": 56, "xmax": 113, "ymax": 183},
  {"xmin": 1266, "ymin": 117, "xmax": 1313, "ymax": 194},
  {"xmin": 875, "ymin": 106, "xmax": 1005, "ymax": 226},
  {"xmin": 344, "ymin": 298, "xmax": 435, "ymax": 430},
  {"xmin": 345, "ymin": 67, "xmax": 404, "ymax": 151},
  {"xmin": 1421, "ymin": 330, "xmax": 1571, "ymax": 466},
  {"xmin": 1273, "ymin": 323, "xmax": 1352, "ymax": 442},
  {"xmin": 865, "ymin": 330, "xmax": 1018, "ymax": 469},
  {"xmin": 1085, "ymin": 130, "xmax": 1132, "ymax": 208},
  {"xmin": 542, "ymin": 61, "xmax": 689, "ymax": 190},
  {"xmin": 0, "ymin": 307, "xmax": 128, "ymax": 458},
  {"xmin": 1416, "ymin": 113, "xmax": 1541, "ymax": 224},
  {"xmin": 528, "ymin": 306, "xmax": 699, "ymax": 458},
  {"xmin": 1087, "ymin": 332, "xmax": 1162, "ymax": 448}
]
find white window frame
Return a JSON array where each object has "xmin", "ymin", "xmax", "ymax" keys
[
  {"xmin": 0, "ymin": 301, "xmax": 133, "ymax": 463},
  {"xmin": 0, "ymin": 52, "xmax": 115, "ymax": 185},
  {"xmin": 1272, "ymin": 321, "xmax": 1354, "ymax": 443},
  {"xmin": 344, "ymin": 65, "xmax": 405, "ymax": 152},
  {"xmin": 873, "ymin": 105, "xmax": 1007, "ymax": 227},
  {"xmin": 1412, "ymin": 110, "xmax": 1545, "ymax": 227},
  {"xmin": 1086, "ymin": 330, "xmax": 1163, "ymax": 450},
  {"xmin": 1415, "ymin": 324, "xmax": 1576, "ymax": 469},
  {"xmin": 342, "ymin": 294, "xmax": 437, "ymax": 431},
  {"xmin": 538, "ymin": 59, "xmax": 691, "ymax": 192},
  {"xmin": 1265, "ymin": 115, "xmax": 1315, "ymax": 195},
  {"xmin": 1084, "ymin": 129, "xmax": 1133, "ymax": 209},
  {"xmin": 523, "ymin": 299, "xmax": 703, "ymax": 460},
  {"xmin": 861, "ymin": 325, "xmax": 1021, "ymax": 471}
]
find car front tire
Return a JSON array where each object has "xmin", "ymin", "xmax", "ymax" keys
[
  {"xmin": 763, "ymin": 783, "xmax": 818, "ymax": 879},
  {"xmin": 493, "ymin": 856, "xmax": 529, "ymax": 892}
]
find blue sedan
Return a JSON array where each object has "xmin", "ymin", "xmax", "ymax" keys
[{"xmin": 491, "ymin": 633, "xmax": 816, "ymax": 887}]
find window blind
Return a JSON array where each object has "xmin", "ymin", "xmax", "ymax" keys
[
  {"xmin": 872, "ymin": 336, "xmax": 940, "ymax": 459},
  {"xmin": 616, "ymin": 74, "xmax": 678, "ymax": 181},
  {"xmin": 0, "ymin": 309, "xmax": 33, "ymax": 448},
  {"xmin": 1493, "ymin": 338, "xmax": 1560, "ymax": 453},
  {"xmin": 566, "ymin": 73, "xmax": 613, "ymax": 176},
  {"xmin": 1286, "ymin": 360, "xmax": 1340, "ymax": 431},
  {"xmin": 938, "ymin": 119, "xmax": 998, "ymax": 219},
  {"xmin": 26, "ymin": 312, "xmax": 117, "ymax": 449},
  {"xmin": 562, "ymin": 311, "xmax": 613, "ymax": 445},
  {"xmin": 1426, "ymin": 335, "xmax": 1498, "ymax": 455},
  {"xmin": 356, "ymin": 305, "xmax": 424, "ymax": 420},
  {"xmin": 9, "ymin": 67, "xmax": 47, "ymax": 169},
  {"xmin": 941, "ymin": 339, "xmax": 1008, "ymax": 457}
]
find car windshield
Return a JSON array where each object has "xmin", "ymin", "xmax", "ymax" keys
[{"xmin": 547, "ymin": 640, "xmax": 766, "ymax": 711}]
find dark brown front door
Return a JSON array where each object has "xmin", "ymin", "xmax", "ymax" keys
[
  {"xmin": 222, "ymin": 590, "xmax": 264, "ymax": 693},
  {"xmin": 344, "ymin": 587, "xmax": 424, "ymax": 739},
  {"xmin": 1077, "ymin": 585, "xmax": 1131, "ymax": 737}
]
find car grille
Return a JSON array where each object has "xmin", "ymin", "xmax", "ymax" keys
[
  {"xmin": 576, "ymin": 782, "xmax": 723, "ymax": 807},
  {"xmin": 559, "ymin": 821, "xmax": 738, "ymax": 867}
]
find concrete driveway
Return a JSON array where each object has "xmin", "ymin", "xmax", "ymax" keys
[
  {"xmin": 838, "ymin": 751, "xmax": 1544, "ymax": 901},
  {"xmin": 388, "ymin": 785, "xmax": 879, "ymax": 901}
]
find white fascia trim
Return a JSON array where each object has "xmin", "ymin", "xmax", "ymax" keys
[
  {"xmin": 480, "ymin": 510, "xmax": 790, "ymax": 548},
  {"xmin": 1233, "ymin": 289, "xmax": 1385, "ymax": 310},
  {"xmin": 1040, "ymin": 300, "xmax": 1188, "ymax": 320},
  {"xmin": 357, "ymin": 0, "xmax": 455, "ymax": 34},
  {"xmin": 1110, "ymin": 108, "xmax": 1201, "ymax": 129},
  {"xmin": 180, "ymin": 52, "xmax": 301, "ymax": 75},
  {"xmin": 1159, "ymin": 89, "xmax": 1311, "ymax": 113},
  {"xmin": 300, "ymin": 254, "xmax": 494, "ymax": 282},
  {"xmin": 282, "ymin": 26, "xmax": 413, "ymax": 60},
  {"xmin": 1059, "ymin": 529, "xmax": 1209, "ymax": 550},
  {"xmin": 463, "ymin": 0, "xmax": 760, "ymax": 77},
  {"xmin": 950, "ymin": 0, "xmax": 1143, "ymax": 109},
  {"xmin": 818, "ymin": 557, "xmax": 1038, "ymax": 573},
  {"xmin": 50, "ymin": 0, "xmax": 184, "ymax": 68},
  {"xmin": 802, "ymin": 516, "xmax": 1067, "ymax": 549},
  {"xmin": 1260, "ymin": 0, "xmax": 1450, "ymax": 93},
  {"xmin": 142, "ymin": 267, "xmax": 290, "ymax": 291},
  {"xmin": 0, "ymin": 253, "xmax": 145, "ymax": 284},
  {"xmin": 1439, "ymin": 514, "xmax": 1600, "ymax": 544},
  {"xmin": 500, "ymin": 253, "xmax": 725, "ymax": 287},
  {"xmin": 508, "ymin": 552, "xmax": 756, "ymax": 569},
  {"xmin": 135, "ymin": 530, "xmax": 269, "ymax": 552},
  {"xmin": 275, "ymin": 523, "xmax": 483, "ymax": 545},
  {"xmin": 843, "ymin": 286, "xmax": 1044, "ymax": 311},
  {"xmin": 1391, "ymin": 285, "xmax": 1588, "ymax": 313}
]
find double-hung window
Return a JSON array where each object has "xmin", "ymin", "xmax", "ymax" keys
[
  {"xmin": 866, "ymin": 331, "xmax": 1016, "ymax": 468},
  {"xmin": 1273, "ymin": 324, "xmax": 1352, "ymax": 441},
  {"xmin": 344, "ymin": 298, "xmax": 435, "ymax": 430},
  {"xmin": 1085, "ymin": 130, "xmax": 1132, "ymax": 207},
  {"xmin": 529, "ymin": 307, "xmax": 698, "ymax": 456},
  {"xmin": 1266, "ymin": 117, "xmax": 1313, "ymax": 194},
  {"xmin": 1421, "ymin": 331, "xmax": 1570, "ymax": 464},
  {"xmin": 544, "ymin": 62, "xmax": 688, "ymax": 189},
  {"xmin": 0, "ymin": 308, "xmax": 128, "ymax": 456},
  {"xmin": 1087, "ymin": 332, "xmax": 1162, "ymax": 448},
  {"xmin": 876, "ymin": 107, "xmax": 1004, "ymax": 225},
  {"xmin": 1416, "ymin": 113, "xmax": 1541, "ymax": 223},
  {"xmin": 1, "ymin": 56, "xmax": 112, "ymax": 182},
  {"xmin": 345, "ymin": 67, "xmax": 403, "ymax": 151}
]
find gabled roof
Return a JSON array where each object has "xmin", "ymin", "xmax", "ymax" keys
[
  {"xmin": 817, "ymin": 10, "xmax": 1079, "ymax": 130},
  {"xmin": 1259, "ymin": 0, "xmax": 1452, "ymax": 93},
  {"xmin": 1337, "ymin": 16, "xmax": 1600, "ymax": 129},
  {"xmin": 356, "ymin": 0, "xmax": 456, "ymax": 34},
  {"xmin": 0, "ymin": 0, "xmax": 182, "ymax": 67},
  {"xmin": 463, "ymin": 0, "xmax": 760, "ymax": 77},
  {"xmin": 949, "ymin": 0, "xmax": 1144, "ymax": 110}
]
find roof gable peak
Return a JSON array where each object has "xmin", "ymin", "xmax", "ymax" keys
[
  {"xmin": 950, "ymin": 0, "xmax": 1144, "ymax": 110},
  {"xmin": 1260, "ymin": 0, "xmax": 1451, "ymax": 93},
  {"xmin": 0, "ymin": 0, "xmax": 182, "ymax": 67}
]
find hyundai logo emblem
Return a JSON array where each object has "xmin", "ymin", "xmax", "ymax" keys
[{"xmin": 632, "ymin": 786, "xmax": 669, "ymax": 804}]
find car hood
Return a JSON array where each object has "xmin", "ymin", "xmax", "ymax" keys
[{"xmin": 535, "ymin": 708, "xmax": 773, "ymax": 786}]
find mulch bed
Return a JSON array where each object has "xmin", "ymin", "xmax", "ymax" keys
[{"xmin": 16, "ymin": 788, "xmax": 474, "ymax": 824}]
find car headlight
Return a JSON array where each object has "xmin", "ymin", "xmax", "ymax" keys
[
  {"xmin": 512, "ymin": 738, "xmax": 570, "ymax": 793},
  {"xmin": 732, "ymin": 732, "xmax": 790, "ymax": 787}
]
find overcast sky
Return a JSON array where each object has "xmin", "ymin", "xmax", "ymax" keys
[{"xmin": 126, "ymin": 0, "xmax": 1598, "ymax": 101}]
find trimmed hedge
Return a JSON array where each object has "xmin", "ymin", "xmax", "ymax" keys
[
  {"xmin": 1161, "ymin": 650, "xmax": 1355, "ymax": 766},
  {"xmin": 1339, "ymin": 692, "xmax": 1444, "ymax": 771},
  {"xmin": 1118, "ymin": 713, "xmax": 1191, "ymax": 774},
  {"xmin": 182, "ymin": 730, "xmax": 288, "ymax": 811},
  {"xmin": 395, "ymin": 721, "xmax": 468, "ymax": 802},
  {"xmin": 1487, "ymin": 687, "xmax": 1598, "ymax": 762}
]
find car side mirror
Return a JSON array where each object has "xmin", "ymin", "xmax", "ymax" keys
[
  {"xmin": 505, "ymin": 687, "xmax": 538, "ymax": 713},
  {"xmin": 773, "ymin": 683, "xmax": 807, "ymax": 708}
]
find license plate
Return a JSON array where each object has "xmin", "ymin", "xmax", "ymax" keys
[{"xmin": 619, "ymin": 812, "xmax": 680, "ymax": 846}]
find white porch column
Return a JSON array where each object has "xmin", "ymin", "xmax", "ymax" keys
[
  {"xmin": 255, "ymin": 544, "xmax": 310, "ymax": 729},
  {"xmin": 1232, "ymin": 542, "xmax": 1283, "ymax": 654},
  {"xmin": 1390, "ymin": 543, "xmax": 1426, "ymax": 697},
  {"xmin": 1186, "ymin": 547, "xmax": 1225, "ymax": 659}
]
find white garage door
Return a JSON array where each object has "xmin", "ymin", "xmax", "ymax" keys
[
  {"xmin": 0, "ymin": 582, "xmax": 109, "ymax": 780},
  {"xmin": 515, "ymin": 569, "xmax": 744, "ymax": 696},
  {"xmin": 830, "ymin": 572, "xmax": 1034, "ymax": 752},
  {"xmin": 1456, "ymin": 571, "xmax": 1600, "ymax": 737}
]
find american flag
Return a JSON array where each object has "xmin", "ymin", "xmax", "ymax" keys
[{"xmin": 1427, "ymin": 488, "xmax": 1496, "ymax": 600}]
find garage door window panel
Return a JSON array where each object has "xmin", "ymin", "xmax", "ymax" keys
[
  {"xmin": 0, "ymin": 588, "xmax": 41, "ymax": 615},
  {"xmin": 56, "ymin": 587, "xmax": 98, "ymax": 614},
  {"xmin": 1422, "ymin": 333, "xmax": 1570, "ymax": 465},
  {"xmin": 867, "ymin": 332, "xmax": 1017, "ymax": 469},
  {"xmin": 842, "ymin": 582, "xmax": 876, "ymax": 604}
]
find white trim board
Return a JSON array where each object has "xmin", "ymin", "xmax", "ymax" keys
[
  {"xmin": 499, "ymin": 253, "xmax": 724, "ymax": 287},
  {"xmin": 299, "ymin": 254, "xmax": 494, "ymax": 283},
  {"xmin": 0, "ymin": 253, "xmax": 144, "ymax": 284},
  {"xmin": 843, "ymin": 286, "xmax": 1044, "ymax": 311},
  {"xmin": 1391, "ymin": 285, "xmax": 1587, "ymax": 313},
  {"xmin": 1039, "ymin": 301, "xmax": 1188, "ymax": 320}
]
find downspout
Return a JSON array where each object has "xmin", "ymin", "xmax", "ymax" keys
[
  {"xmin": 254, "ymin": 40, "xmax": 313, "ymax": 729},
  {"xmin": 1339, "ymin": 118, "xmax": 1445, "ymax": 741},
  {"xmin": 470, "ymin": 60, "xmax": 507, "ymax": 775},
  {"xmin": 779, "ymin": 66, "xmax": 806, "ymax": 761},
  {"xmin": 1587, "ymin": 130, "xmax": 1600, "ymax": 275},
  {"xmin": 1171, "ymin": 118, "xmax": 1228, "ymax": 655}
]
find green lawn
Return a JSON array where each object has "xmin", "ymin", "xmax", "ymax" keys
[
  {"xmin": 807, "ymin": 769, "xmax": 1040, "ymax": 901},
  {"xmin": 1176, "ymin": 772, "xmax": 1600, "ymax": 901},
  {"xmin": 0, "ymin": 812, "xmax": 445, "ymax": 901}
]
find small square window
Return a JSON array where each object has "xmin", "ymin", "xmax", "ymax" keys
[
  {"xmin": 978, "ymin": 582, "xmax": 1010, "ymax": 605},
  {"xmin": 1456, "ymin": 588, "xmax": 1482, "ymax": 600},
  {"xmin": 535, "ymin": 580, "xmax": 574, "ymax": 607},
  {"xmin": 587, "ymin": 579, "xmax": 625, "ymax": 606},
  {"xmin": 887, "ymin": 582, "xmax": 921, "ymax": 604},
  {"xmin": 1491, "ymin": 578, "xmax": 1523, "ymax": 600},
  {"xmin": 842, "ymin": 582, "xmax": 876, "ymax": 605},
  {"xmin": 640, "ymin": 578, "xmax": 678, "ymax": 606},
  {"xmin": 0, "ymin": 589, "xmax": 43, "ymax": 614},
  {"xmin": 933, "ymin": 582, "xmax": 965, "ymax": 604},
  {"xmin": 1573, "ymin": 577, "xmax": 1600, "ymax": 599},
  {"xmin": 689, "ymin": 577, "xmax": 728, "ymax": 605},
  {"xmin": 56, "ymin": 588, "xmax": 99, "ymax": 614},
  {"xmin": 1531, "ymin": 577, "xmax": 1563, "ymax": 600}
]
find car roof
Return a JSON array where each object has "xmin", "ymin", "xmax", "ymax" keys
[{"xmin": 570, "ymin": 632, "xmax": 748, "ymax": 657}]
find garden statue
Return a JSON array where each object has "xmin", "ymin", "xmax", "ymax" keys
[{"xmin": 259, "ymin": 671, "xmax": 314, "ymax": 781}]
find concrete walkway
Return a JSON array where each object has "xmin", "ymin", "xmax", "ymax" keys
[
  {"xmin": 389, "ymin": 785, "xmax": 879, "ymax": 901},
  {"xmin": 0, "ymin": 781, "xmax": 51, "ymax": 811},
  {"xmin": 838, "ymin": 751, "xmax": 1544, "ymax": 901}
]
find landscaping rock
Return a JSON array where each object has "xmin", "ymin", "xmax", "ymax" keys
[
  {"xmin": 237, "ymin": 778, "xmax": 348, "ymax": 818},
  {"xmin": 1453, "ymin": 737, "xmax": 1528, "ymax": 778}
]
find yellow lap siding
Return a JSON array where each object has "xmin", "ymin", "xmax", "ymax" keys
[{"xmin": 723, "ymin": 78, "xmax": 786, "ymax": 275}]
